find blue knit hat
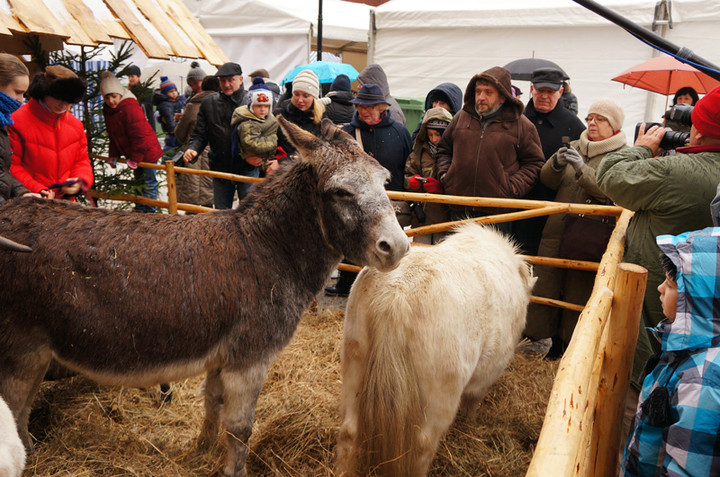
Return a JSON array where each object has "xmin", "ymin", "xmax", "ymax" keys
[{"xmin": 160, "ymin": 76, "xmax": 177, "ymax": 95}]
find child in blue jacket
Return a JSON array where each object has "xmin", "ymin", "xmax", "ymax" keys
[{"xmin": 621, "ymin": 227, "xmax": 720, "ymax": 476}]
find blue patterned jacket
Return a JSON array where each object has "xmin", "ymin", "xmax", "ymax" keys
[{"xmin": 622, "ymin": 227, "xmax": 720, "ymax": 476}]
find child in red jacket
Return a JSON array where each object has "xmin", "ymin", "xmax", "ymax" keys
[
  {"xmin": 101, "ymin": 71, "xmax": 162, "ymax": 213},
  {"xmin": 9, "ymin": 65, "xmax": 93, "ymax": 200}
]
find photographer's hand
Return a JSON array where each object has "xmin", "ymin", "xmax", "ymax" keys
[{"xmin": 634, "ymin": 122, "xmax": 666, "ymax": 157}]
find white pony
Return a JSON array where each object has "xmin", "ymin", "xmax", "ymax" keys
[
  {"xmin": 0, "ymin": 395, "xmax": 25, "ymax": 477},
  {"xmin": 336, "ymin": 223, "xmax": 536, "ymax": 477}
]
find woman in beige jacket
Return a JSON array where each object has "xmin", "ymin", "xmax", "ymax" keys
[{"xmin": 524, "ymin": 98, "xmax": 628, "ymax": 355}]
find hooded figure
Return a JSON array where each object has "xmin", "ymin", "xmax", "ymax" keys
[
  {"xmin": 621, "ymin": 228, "xmax": 720, "ymax": 476},
  {"xmin": 404, "ymin": 106, "xmax": 453, "ymax": 241},
  {"xmin": 323, "ymin": 74, "xmax": 355, "ymax": 126},
  {"xmin": 357, "ymin": 63, "xmax": 406, "ymax": 126},
  {"xmin": 435, "ymin": 66, "xmax": 543, "ymax": 219},
  {"xmin": 411, "ymin": 82, "xmax": 464, "ymax": 141}
]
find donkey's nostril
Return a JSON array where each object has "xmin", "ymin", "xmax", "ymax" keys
[{"xmin": 377, "ymin": 240, "xmax": 391, "ymax": 254}]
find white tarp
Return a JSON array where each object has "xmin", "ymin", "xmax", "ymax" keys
[
  {"xmin": 182, "ymin": 0, "xmax": 371, "ymax": 85},
  {"xmin": 372, "ymin": 0, "xmax": 720, "ymax": 138}
]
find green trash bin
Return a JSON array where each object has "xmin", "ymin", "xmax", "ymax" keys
[{"xmin": 395, "ymin": 97, "xmax": 425, "ymax": 134}]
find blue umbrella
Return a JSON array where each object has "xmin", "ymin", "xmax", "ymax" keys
[{"xmin": 281, "ymin": 61, "xmax": 359, "ymax": 85}]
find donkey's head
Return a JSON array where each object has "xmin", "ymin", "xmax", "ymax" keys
[{"xmin": 278, "ymin": 117, "xmax": 409, "ymax": 270}]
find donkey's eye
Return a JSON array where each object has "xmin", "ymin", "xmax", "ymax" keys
[{"xmin": 333, "ymin": 188, "xmax": 353, "ymax": 198}]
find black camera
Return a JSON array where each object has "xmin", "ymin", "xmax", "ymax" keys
[
  {"xmin": 664, "ymin": 102, "xmax": 693, "ymax": 126},
  {"xmin": 634, "ymin": 122, "xmax": 690, "ymax": 150}
]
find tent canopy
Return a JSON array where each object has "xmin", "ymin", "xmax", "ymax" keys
[
  {"xmin": 371, "ymin": 0, "xmax": 720, "ymax": 138},
  {"xmin": 184, "ymin": 0, "xmax": 371, "ymax": 83}
]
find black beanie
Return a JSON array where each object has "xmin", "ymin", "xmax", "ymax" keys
[{"xmin": 330, "ymin": 74, "xmax": 351, "ymax": 93}]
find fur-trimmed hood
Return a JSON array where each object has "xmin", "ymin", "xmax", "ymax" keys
[{"xmin": 27, "ymin": 65, "xmax": 86, "ymax": 104}]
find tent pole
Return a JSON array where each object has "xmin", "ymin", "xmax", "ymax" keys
[
  {"xmin": 367, "ymin": 10, "xmax": 376, "ymax": 64},
  {"xmin": 317, "ymin": 0, "xmax": 323, "ymax": 61}
]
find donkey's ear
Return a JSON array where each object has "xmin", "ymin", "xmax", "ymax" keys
[
  {"xmin": 319, "ymin": 117, "xmax": 357, "ymax": 147},
  {"xmin": 277, "ymin": 115, "xmax": 322, "ymax": 164}
]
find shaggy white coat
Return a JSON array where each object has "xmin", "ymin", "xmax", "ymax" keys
[{"xmin": 336, "ymin": 223, "xmax": 536, "ymax": 477}]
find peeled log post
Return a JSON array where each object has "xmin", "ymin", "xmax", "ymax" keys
[
  {"xmin": 526, "ymin": 209, "xmax": 633, "ymax": 476},
  {"xmin": 166, "ymin": 160, "xmax": 178, "ymax": 215},
  {"xmin": 589, "ymin": 263, "xmax": 647, "ymax": 477}
]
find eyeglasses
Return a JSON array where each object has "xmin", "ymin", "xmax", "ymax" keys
[{"xmin": 585, "ymin": 115, "xmax": 609, "ymax": 124}]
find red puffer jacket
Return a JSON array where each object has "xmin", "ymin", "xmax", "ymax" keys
[
  {"xmin": 103, "ymin": 97, "xmax": 162, "ymax": 164},
  {"xmin": 9, "ymin": 98, "xmax": 94, "ymax": 196}
]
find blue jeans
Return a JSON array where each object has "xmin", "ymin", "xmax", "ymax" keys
[
  {"xmin": 134, "ymin": 167, "xmax": 158, "ymax": 213},
  {"xmin": 212, "ymin": 166, "xmax": 259, "ymax": 209}
]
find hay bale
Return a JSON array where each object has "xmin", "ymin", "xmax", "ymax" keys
[{"xmin": 25, "ymin": 308, "xmax": 557, "ymax": 476}]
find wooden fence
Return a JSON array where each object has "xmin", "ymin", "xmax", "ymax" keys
[{"xmin": 90, "ymin": 157, "xmax": 647, "ymax": 476}]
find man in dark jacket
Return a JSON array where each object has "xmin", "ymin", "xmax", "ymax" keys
[
  {"xmin": 436, "ymin": 66, "xmax": 544, "ymax": 234},
  {"xmin": 184, "ymin": 62, "xmax": 252, "ymax": 209},
  {"xmin": 516, "ymin": 67, "xmax": 585, "ymax": 255}
]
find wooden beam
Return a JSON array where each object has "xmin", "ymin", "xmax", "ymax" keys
[
  {"xmin": 8, "ymin": 0, "xmax": 70, "ymax": 39},
  {"xmin": 104, "ymin": 0, "xmax": 171, "ymax": 59},
  {"xmin": 132, "ymin": 0, "xmax": 200, "ymax": 59},
  {"xmin": 42, "ymin": 0, "xmax": 98, "ymax": 46},
  {"xmin": 0, "ymin": 7, "xmax": 24, "ymax": 36},
  {"xmin": 62, "ymin": 0, "xmax": 115, "ymax": 44},
  {"xmin": 156, "ymin": 0, "xmax": 228, "ymax": 66}
]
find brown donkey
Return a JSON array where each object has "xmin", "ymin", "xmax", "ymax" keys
[{"xmin": 0, "ymin": 117, "xmax": 409, "ymax": 477}]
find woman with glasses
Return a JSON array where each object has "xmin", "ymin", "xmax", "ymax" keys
[{"xmin": 524, "ymin": 98, "xmax": 628, "ymax": 358}]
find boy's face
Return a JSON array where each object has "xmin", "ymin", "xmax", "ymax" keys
[
  {"xmin": 427, "ymin": 128, "xmax": 443, "ymax": 146},
  {"xmin": 188, "ymin": 80, "xmax": 202, "ymax": 94},
  {"xmin": 127, "ymin": 74, "xmax": 140, "ymax": 86},
  {"xmin": 252, "ymin": 104, "xmax": 270, "ymax": 118},
  {"xmin": 167, "ymin": 89, "xmax": 179, "ymax": 99},
  {"xmin": 432, "ymin": 99, "xmax": 450, "ymax": 112},
  {"xmin": 658, "ymin": 273, "xmax": 678, "ymax": 321},
  {"xmin": 104, "ymin": 93, "xmax": 122, "ymax": 109}
]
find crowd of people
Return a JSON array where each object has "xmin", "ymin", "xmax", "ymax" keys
[{"xmin": 3, "ymin": 53, "xmax": 720, "ymax": 472}]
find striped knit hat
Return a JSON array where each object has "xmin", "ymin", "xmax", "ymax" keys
[{"xmin": 160, "ymin": 76, "xmax": 177, "ymax": 95}]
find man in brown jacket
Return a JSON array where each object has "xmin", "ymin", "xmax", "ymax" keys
[{"xmin": 436, "ymin": 66, "xmax": 543, "ymax": 234}]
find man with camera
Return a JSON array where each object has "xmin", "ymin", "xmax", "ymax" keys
[{"xmin": 597, "ymin": 84, "xmax": 720, "ymax": 393}]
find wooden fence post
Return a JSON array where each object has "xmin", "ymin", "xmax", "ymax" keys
[
  {"xmin": 165, "ymin": 160, "xmax": 178, "ymax": 215},
  {"xmin": 589, "ymin": 262, "xmax": 647, "ymax": 476}
]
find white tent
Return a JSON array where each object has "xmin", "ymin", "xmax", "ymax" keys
[
  {"xmin": 183, "ymin": 0, "xmax": 371, "ymax": 85},
  {"xmin": 371, "ymin": 0, "xmax": 720, "ymax": 138}
]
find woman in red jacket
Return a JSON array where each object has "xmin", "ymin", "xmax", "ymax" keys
[
  {"xmin": 9, "ymin": 65, "xmax": 93, "ymax": 200},
  {"xmin": 100, "ymin": 71, "xmax": 162, "ymax": 213}
]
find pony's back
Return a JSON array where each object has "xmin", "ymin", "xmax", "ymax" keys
[{"xmin": 337, "ymin": 223, "xmax": 535, "ymax": 476}]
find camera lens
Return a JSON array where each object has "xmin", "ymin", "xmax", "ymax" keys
[
  {"xmin": 634, "ymin": 122, "xmax": 690, "ymax": 150},
  {"xmin": 659, "ymin": 130, "xmax": 690, "ymax": 150}
]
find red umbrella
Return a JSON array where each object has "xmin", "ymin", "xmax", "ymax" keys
[{"xmin": 611, "ymin": 56, "xmax": 720, "ymax": 95}]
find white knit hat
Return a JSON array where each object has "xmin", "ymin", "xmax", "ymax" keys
[
  {"xmin": 292, "ymin": 69, "xmax": 320, "ymax": 98},
  {"xmin": 588, "ymin": 98, "xmax": 625, "ymax": 132},
  {"xmin": 100, "ymin": 71, "xmax": 123, "ymax": 97}
]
